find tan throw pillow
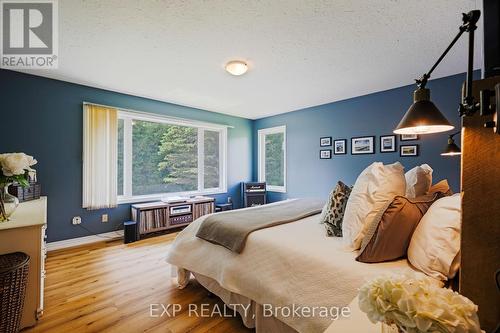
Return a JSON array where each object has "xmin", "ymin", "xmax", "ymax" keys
[
  {"xmin": 356, "ymin": 192, "xmax": 447, "ymax": 263},
  {"xmin": 427, "ymin": 179, "xmax": 453, "ymax": 196},
  {"xmin": 319, "ymin": 181, "xmax": 352, "ymax": 237}
]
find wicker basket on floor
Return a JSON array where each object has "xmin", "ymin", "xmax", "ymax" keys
[{"xmin": 0, "ymin": 252, "xmax": 30, "ymax": 333}]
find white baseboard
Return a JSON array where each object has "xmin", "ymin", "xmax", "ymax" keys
[{"xmin": 47, "ymin": 230, "xmax": 124, "ymax": 252}]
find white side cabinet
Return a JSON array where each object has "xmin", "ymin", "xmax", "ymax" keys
[{"xmin": 0, "ymin": 197, "xmax": 47, "ymax": 329}]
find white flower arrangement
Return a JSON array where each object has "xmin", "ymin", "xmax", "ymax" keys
[
  {"xmin": 0, "ymin": 153, "xmax": 37, "ymax": 185},
  {"xmin": 358, "ymin": 274, "xmax": 482, "ymax": 333},
  {"xmin": 0, "ymin": 153, "xmax": 38, "ymax": 221}
]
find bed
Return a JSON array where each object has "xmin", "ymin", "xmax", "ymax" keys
[{"xmin": 165, "ymin": 201, "xmax": 434, "ymax": 333}]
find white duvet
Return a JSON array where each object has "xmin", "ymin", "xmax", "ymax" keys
[{"xmin": 166, "ymin": 208, "xmax": 427, "ymax": 333}]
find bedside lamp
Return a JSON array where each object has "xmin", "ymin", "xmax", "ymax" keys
[
  {"xmin": 441, "ymin": 131, "xmax": 462, "ymax": 156},
  {"xmin": 394, "ymin": 87, "xmax": 454, "ymax": 135},
  {"xmin": 394, "ymin": 10, "xmax": 482, "ymax": 136}
]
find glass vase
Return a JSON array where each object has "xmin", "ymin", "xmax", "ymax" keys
[{"xmin": 0, "ymin": 183, "xmax": 19, "ymax": 222}]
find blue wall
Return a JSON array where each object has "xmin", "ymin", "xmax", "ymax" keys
[
  {"xmin": 253, "ymin": 72, "xmax": 478, "ymax": 202},
  {"xmin": 0, "ymin": 69, "xmax": 253, "ymax": 242},
  {"xmin": 1, "ymin": 69, "xmax": 475, "ymax": 241}
]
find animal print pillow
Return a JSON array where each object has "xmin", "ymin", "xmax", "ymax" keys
[{"xmin": 320, "ymin": 181, "xmax": 352, "ymax": 237}]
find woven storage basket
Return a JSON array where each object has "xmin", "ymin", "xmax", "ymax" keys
[{"xmin": 0, "ymin": 252, "xmax": 30, "ymax": 333}]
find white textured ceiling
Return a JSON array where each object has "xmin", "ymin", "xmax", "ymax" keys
[{"xmin": 19, "ymin": 0, "xmax": 483, "ymax": 119}]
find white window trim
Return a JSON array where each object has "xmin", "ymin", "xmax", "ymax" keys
[
  {"xmin": 117, "ymin": 110, "xmax": 228, "ymax": 204},
  {"xmin": 258, "ymin": 125, "xmax": 287, "ymax": 193}
]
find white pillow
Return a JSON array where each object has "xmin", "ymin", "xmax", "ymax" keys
[
  {"xmin": 405, "ymin": 164, "xmax": 433, "ymax": 198},
  {"xmin": 342, "ymin": 162, "xmax": 406, "ymax": 250},
  {"xmin": 408, "ymin": 194, "xmax": 461, "ymax": 281}
]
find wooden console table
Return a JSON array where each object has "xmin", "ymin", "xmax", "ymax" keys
[{"xmin": 131, "ymin": 196, "xmax": 214, "ymax": 236}]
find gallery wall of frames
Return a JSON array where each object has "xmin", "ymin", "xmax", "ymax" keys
[{"xmin": 319, "ymin": 135, "xmax": 419, "ymax": 159}]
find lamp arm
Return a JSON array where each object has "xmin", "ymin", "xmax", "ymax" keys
[
  {"xmin": 415, "ymin": 10, "xmax": 481, "ymax": 105},
  {"xmin": 463, "ymin": 18, "xmax": 476, "ymax": 113},
  {"xmin": 416, "ymin": 27, "xmax": 467, "ymax": 89}
]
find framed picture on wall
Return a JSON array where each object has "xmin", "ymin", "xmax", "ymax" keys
[
  {"xmin": 380, "ymin": 135, "xmax": 396, "ymax": 153},
  {"xmin": 320, "ymin": 149, "xmax": 332, "ymax": 159},
  {"xmin": 333, "ymin": 139, "xmax": 347, "ymax": 155},
  {"xmin": 400, "ymin": 144, "xmax": 419, "ymax": 156},
  {"xmin": 320, "ymin": 137, "xmax": 332, "ymax": 147},
  {"xmin": 400, "ymin": 134, "xmax": 419, "ymax": 141},
  {"xmin": 351, "ymin": 136, "xmax": 375, "ymax": 154}
]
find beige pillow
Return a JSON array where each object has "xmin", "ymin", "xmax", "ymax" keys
[
  {"xmin": 356, "ymin": 192, "xmax": 446, "ymax": 263},
  {"xmin": 342, "ymin": 162, "xmax": 406, "ymax": 250},
  {"xmin": 427, "ymin": 179, "xmax": 453, "ymax": 196},
  {"xmin": 405, "ymin": 164, "xmax": 433, "ymax": 198},
  {"xmin": 407, "ymin": 194, "xmax": 461, "ymax": 280}
]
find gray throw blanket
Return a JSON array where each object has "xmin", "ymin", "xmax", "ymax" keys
[{"xmin": 196, "ymin": 198, "xmax": 324, "ymax": 253}]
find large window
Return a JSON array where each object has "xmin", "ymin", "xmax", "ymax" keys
[
  {"xmin": 258, "ymin": 126, "xmax": 286, "ymax": 192},
  {"xmin": 117, "ymin": 111, "xmax": 227, "ymax": 203}
]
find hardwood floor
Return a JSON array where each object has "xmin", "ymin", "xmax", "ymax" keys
[{"xmin": 23, "ymin": 233, "xmax": 253, "ymax": 333}]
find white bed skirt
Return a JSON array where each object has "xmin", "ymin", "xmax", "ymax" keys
[{"xmin": 193, "ymin": 271, "xmax": 297, "ymax": 333}]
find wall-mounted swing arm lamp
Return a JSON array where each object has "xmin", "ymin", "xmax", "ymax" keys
[
  {"xmin": 441, "ymin": 131, "xmax": 462, "ymax": 156},
  {"xmin": 394, "ymin": 10, "xmax": 499, "ymax": 136}
]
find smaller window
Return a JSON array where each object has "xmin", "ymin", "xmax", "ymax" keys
[{"xmin": 258, "ymin": 126, "xmax": 286, "ymax": 193}]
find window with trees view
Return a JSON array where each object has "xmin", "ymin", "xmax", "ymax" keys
[
  {"xmin": 258, "ymin": 126, "xmax": 286, "ymax": 192},
  {"xmin": 117, "ymin": 111, "xmax": 227, "ymax": 202}
]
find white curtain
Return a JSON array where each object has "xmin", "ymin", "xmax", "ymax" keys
[{"xmin": 82, "ymin": 104, "xmax": 118, "ymax": 210}]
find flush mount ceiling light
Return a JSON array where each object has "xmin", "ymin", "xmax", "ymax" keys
[{"xmin": 225, "ymin": 60, "xmax": 248, "ymax": 76}]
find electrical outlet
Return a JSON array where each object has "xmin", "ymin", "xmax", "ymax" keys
[
  {"xmin": 72, "ymin": 216, "xmax": 82, "ymax": 225},
  {"xmin": 101, "ymin": 214, "xmax": 108, "ymax": 223}
]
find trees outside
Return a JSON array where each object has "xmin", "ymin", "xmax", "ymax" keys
[
  {"xmin": 265, "ymin": 133, "xmax": 285, "ymax": 187},
  {"xmin": 117, "ymin": 119, "xmax": 124, "ymax": 195},
  {"xmin": 158, "ymin": 125, "xmax": 198, "ymax": 192},
  {"xmin": 204, "ymin": 130, "xmax": 220, "ymax": 189},
  {"xmin": 132, "ymin": 120, "xmax": 171, "ymax": 195},
  {"xmin": 117, "ymin": 119, "xmax": 221, "ymax": 195}
]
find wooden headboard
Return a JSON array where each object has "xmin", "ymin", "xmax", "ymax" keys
[{"xmin": 460, "ymin": 75, "xmax": 500, "ymax": 333}]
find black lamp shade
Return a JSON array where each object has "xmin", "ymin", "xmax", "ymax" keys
[
  {"xmin": 441, "ymin": 137, "xmax": 461, "ymax": 156},
  {"xmin": 394, "ymin": 88, "xmax": 454, "ymax": 134}
]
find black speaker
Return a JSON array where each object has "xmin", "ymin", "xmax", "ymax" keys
[
  {"xmin": 124, "ymin": 221, "xmax": 139, "ymax": 244},
  {"xmin": 241, "ymin": 182, "xmax": 266, "ymax": 208}
]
